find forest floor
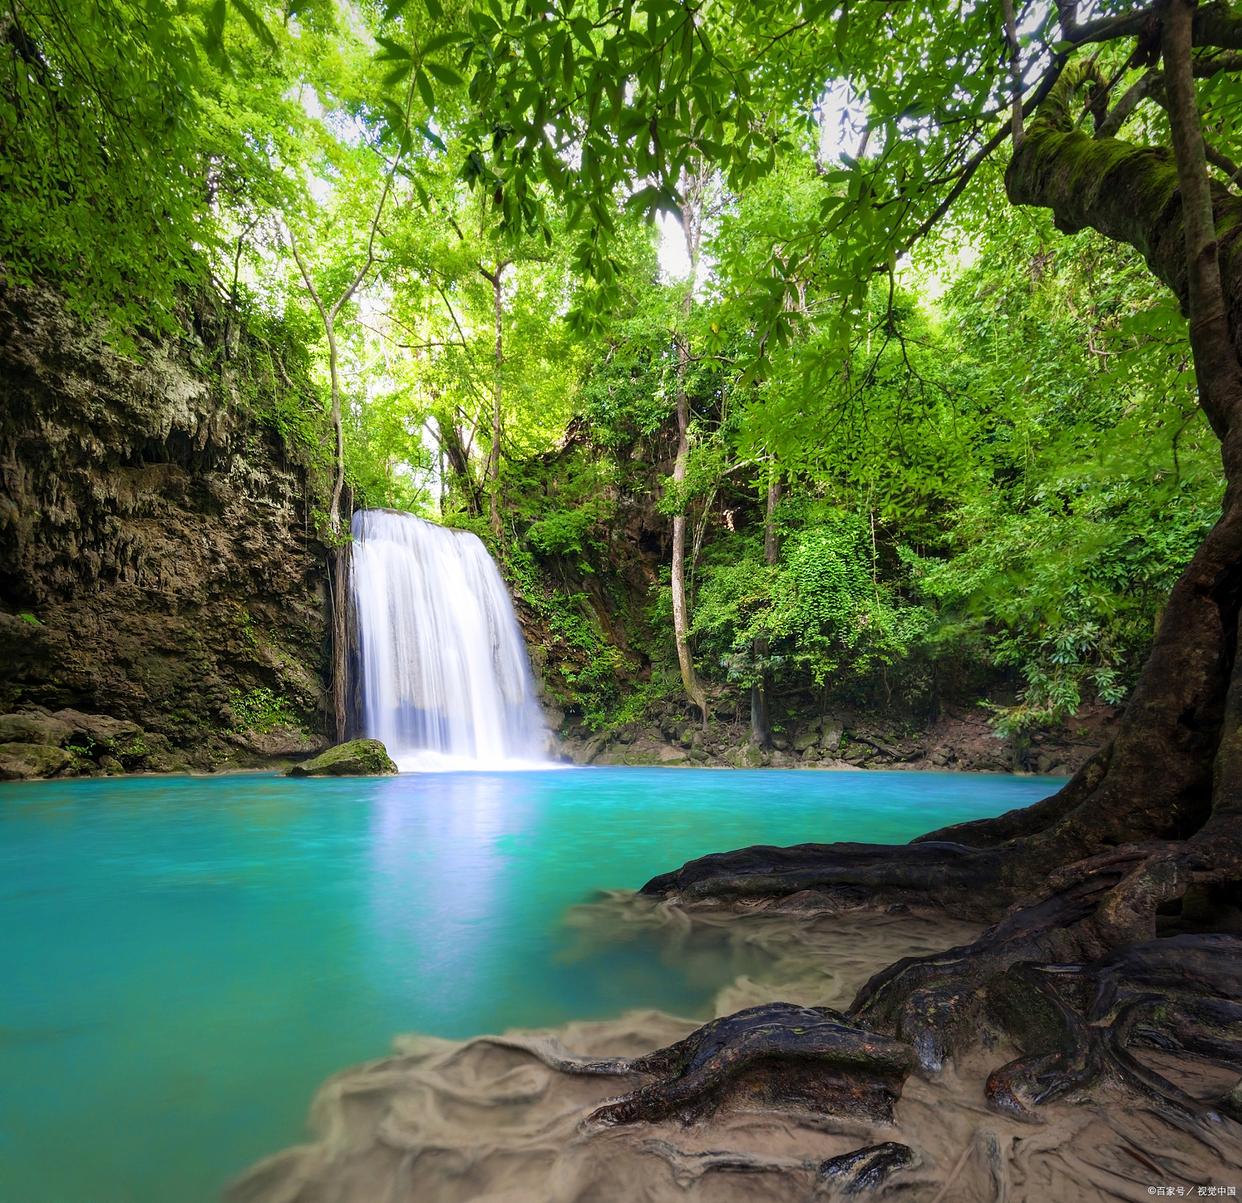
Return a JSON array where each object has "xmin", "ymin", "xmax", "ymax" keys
[
  {"xmin": 558, "ymin": 701, "xmax": 1118, "ymax": 777},
  {"xmin": 227, "ymin": 890, "xmax": 1241, "ymax": 1203}
]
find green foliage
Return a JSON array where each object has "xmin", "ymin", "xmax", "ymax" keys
[
  {"xmin": 526, "ymin": 504, "xmax": 604, "ymax": 559},
  {"xmin": 229, "ymin": 687, "xmax": 295, "ymax": 733},
  {"xmin": 1, "ymin": 0, "xmax": 1227, "ymax": 748},
  {"xmin": 502, "ymin": 544, "xmax": 629, "ymax": 729},
  {"xmin": 694, "ymin": 510, "xmax": 931, "ymax": 692}
]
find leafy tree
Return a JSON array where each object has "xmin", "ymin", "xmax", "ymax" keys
[{"xmin": 392, "ymin": 0, "xmax": 1242, "ymax": 1118}]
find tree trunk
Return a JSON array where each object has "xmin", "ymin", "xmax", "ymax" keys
[
  {"xmin": 672, "ymin": 168, "xmax": 710, "ymax": 725},
  {"xmin": 484, "ymin": 261, "xmax": 507, "ymax": 544},
  {"xmin": 749, "ymin": 474, "xmax": 779, "ymax": 747},
  {"xmin": 672, "ymin": 346, "xmax": 707, "ymax": 725},
  {"xmin": 329, "ymin": 542, "xmax": 350, "ymax": 744}
]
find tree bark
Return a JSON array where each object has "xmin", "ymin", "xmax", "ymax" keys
[
  {"xmin": 672, "ymin": 166, "xmax": 710, "ymax": 725},
  {"xmin": 482, "ymin": 261, "xmax": 508, "ymax": 543},
  {"xmin": 750, "ymin": 473, "xmax": 779, "ymax": 747}
]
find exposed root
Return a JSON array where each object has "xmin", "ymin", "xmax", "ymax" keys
[
  {"xmin": 639, "ymin": 838, "xmax": 1024, "ymax": 920},
  {"xmin": 587, "ymin": 1003, "xmax": 916, "ymax": 1127},
  {"xmin": 817, "ymin": 1141, "xmax": 918, "ymax": 1195}
]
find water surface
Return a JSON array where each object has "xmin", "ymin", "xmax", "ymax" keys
[{"xmin": 0, "ymin": 767, "xmax": 1059, "ymax": 1203}]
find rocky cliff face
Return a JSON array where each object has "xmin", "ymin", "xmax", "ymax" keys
[{"xmin": 0, "ymin": 285, "xmax": 332, "ymax": 774}]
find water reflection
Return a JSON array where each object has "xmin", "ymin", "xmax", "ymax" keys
[{"xmin": 366, "ymin": 773, "xmax": 541, "ymax": 1024}]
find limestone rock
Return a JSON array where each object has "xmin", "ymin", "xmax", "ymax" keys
[
  {"xmin": 0, "ymin": 741, "xmax": 73, "ymax": 780},
  {"xmin": 729, "ymin": 741, "xmax": 765, "ymax": 768},
  {"xmin": 0, "ymin": 285, "xmax": 330, "ymax": 769},
  {"xmin": 657, "ymin": 743, "xmax": 689, "ymax": 765},
  {"xmin": 0, "ymin": 711, "xmax": 73, "ymax": 747},
  {"xmin": 51, "ymin": 709, "xmax": 142, "ymax": 753},
  {"xmin": 286, "ymin": 738, "xmax": 397, "ymax": 777},
  {"xmin": 228, "ymin": 725, "xmax": 329, "ymax": 758}
]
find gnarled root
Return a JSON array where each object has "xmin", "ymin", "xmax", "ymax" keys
[
  {"xmin": 639, "ymin": 839, "xmax": 1023, "ymax": 920},
  {"xmin": 984, "ymin": 934, "xmax": 1242, "ymax": 1123},
  {"xmin": 587, "ymin": 1003, "xmax": 917, "ymax": 1127},
  {"xmin": 817, "ymin": 1142, "xmax": 918, "ymax": 1195}
]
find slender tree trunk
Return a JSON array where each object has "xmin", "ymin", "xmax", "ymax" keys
[
  {"xmin": 483, "ymin": 261, "xmax": 508, "ymax": 543},
  {"xmin": 672, "ymin": 168, "xmax": 710, "ymax": 725},
  {"xmin": 325, "ymin": 321, "xmax": 345, "ymax": 532},
  {"xmin": 319, "ymin": 320, "xmax": 350, "ymax": 742},
  {"xmin": 750, "ymin": 474, "xmax": 780, "ymax": 747},
  {"xmin": 672, "ymin": 357, "xmax": 707, "ymax": 724}
]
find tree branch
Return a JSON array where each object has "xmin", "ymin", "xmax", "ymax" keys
[
  {"xmin": 1003, "ymin": 0, "xmax": 1026, "ymax": 147},
  {"xmin": 1161, "ymin": 0, "xmax": 1242, "ymax": 440}
]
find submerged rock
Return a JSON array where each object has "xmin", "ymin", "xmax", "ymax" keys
[
  {"xmin": 0, "ymin": 741, "xmax": 73, "ymax": 780},
  {"xmin": 286, "ymin": 738, "xmax": 397, "ymax": 777}
]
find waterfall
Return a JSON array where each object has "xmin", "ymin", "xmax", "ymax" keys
[{"xmin": 350, "ymin": 509, "xmax": 548, "ymax": 770}]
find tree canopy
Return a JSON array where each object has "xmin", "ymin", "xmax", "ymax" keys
[{"xmin": 2, "ymin": 0, "xmax": 1237, "ymax": 739}]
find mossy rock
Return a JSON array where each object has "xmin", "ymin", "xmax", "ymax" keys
[
  {"xmin": 51, "ymin": 709, "xmax": 143, "ymax": 754},
  {"xmin": 286, "ymin": 738, "xmax": 397, "ymax": 777},
  {"xmin": 0, "ymin": 712, "xmax": 73, "ymax": 747},
  {"xmin": 0, "ymin": 742, "xmax": 73, "ymax": 781}
]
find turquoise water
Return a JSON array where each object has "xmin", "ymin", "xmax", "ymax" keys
[{"xmin": 0, "ymin": 767, "xmax": 1059, "ymax": 1203}]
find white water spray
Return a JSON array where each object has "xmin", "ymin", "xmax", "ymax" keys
[{"xmin": 350, "ymin": 510, "xmax": 548, "ymax": 771}]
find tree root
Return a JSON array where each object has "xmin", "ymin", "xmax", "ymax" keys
[
  {"xmin": 817, "ymin": 1142, "xmax": 918, "ymax": 1195},
  {"xmin": 638, "ymin": 838, "xmax": 1026, "ymax": 920},
  {"xmin": 586, "ymin": 1003, "xmax": 917, "ymax": 1128},
  {"xmin": 633, "ymin": 840, "xmax": 1242, "ymax": 1146}
]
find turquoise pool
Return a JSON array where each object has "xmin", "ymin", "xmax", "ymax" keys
[{"xmin": 0, "ymin": 767, "xmax": 1059, "ymax": 1203}]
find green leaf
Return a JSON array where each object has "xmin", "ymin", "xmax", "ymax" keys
[
  {"xmin": 231, "ymin": 0, "xmax": 276, "ymax": 50},
  {"xmin": 375, "ymin": 35, "xmax": 412, "ymax": 62},
  {"xmin": 415, "ymin": 68, "xmax": 435, "ymax": 110},
  {"xmin": 424, "ymin": 60, "xmax": 463, "ymax": 87}
]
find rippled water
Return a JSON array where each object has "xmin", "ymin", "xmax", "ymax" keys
[{"xmin": 0, "ymin": 767, "xmax": 1059, "ymax": 1203}]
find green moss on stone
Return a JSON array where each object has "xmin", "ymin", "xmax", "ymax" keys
[{"xmin": 286, "ymin": 738, "xmax": 398, "ymax": 777}]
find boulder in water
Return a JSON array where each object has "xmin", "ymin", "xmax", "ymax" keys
[{"xmin": 286, "ymin": 738, "xmax": 397, "ymax": 777}]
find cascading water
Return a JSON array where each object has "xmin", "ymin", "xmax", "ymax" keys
[{"xmin": 350, "ymin": 509, "xmax": 548, "ymax": 770}]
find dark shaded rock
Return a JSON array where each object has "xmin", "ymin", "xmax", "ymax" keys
[
  {"xmin": 0, "ymin": 286, "xmax": 331, "ymax": 768},
  {"xmin": 819, "ymin": 1142, "xmax": 918, "ymax": 1194},
  {"xmin": 0, "ymin": 741, "xmax": 72, "ymax": 780},
  {"xmin": 227, "ymin": 725, "xmax": 328, "ymax": 758},
  {"xmin": 51, "ymin": 709, "xmax": 142, "ymax": 753},
  {"xmin": 286, "ymin": 738, "xmax": 397, "ymax": 777},
  {"xmin": 0, "ymin": 711, "xmax": 72, "ymax": 746}
]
